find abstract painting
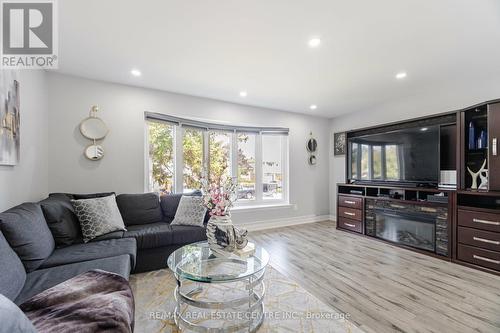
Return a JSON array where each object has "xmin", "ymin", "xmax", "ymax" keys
[
  {"xmin": 0, "ymin": 70, "xmax": 20, "ymax": 165},
  {"xmin": 334, "ymin": 132, "xmax": 346, "ymax": 156}
]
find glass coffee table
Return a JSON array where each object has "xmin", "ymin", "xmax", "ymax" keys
[{"xmin": 167, "ymin": 241, "xmax": 269, "ymax": 333}]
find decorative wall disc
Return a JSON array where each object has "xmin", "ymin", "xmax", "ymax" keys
[{"xmin": 84, "ymin": 144, "xmax": 104, "ymax": 161}]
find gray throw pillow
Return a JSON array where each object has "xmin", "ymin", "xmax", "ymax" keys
[
  {"xmin": 171, "ymin": 196, "xmax": 206, "ymax": 227},
  {"xmin": 0, "ymin": 294, "xmax": 37, "ymax": 333},
  {"xmin": 71, "ymin": 195, "xmax": 126, "ymax": 243},
  {"xmin": 40, "ymin": 195, "xmax": 83, "ymax": 246}
]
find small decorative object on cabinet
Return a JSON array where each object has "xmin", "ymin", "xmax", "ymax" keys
[
  {"xmin": 201, "ymin": 175, "xmax": 248, "ymax": 257},
  {"xmin": 467, "ymin": 159, "xmax": 487, "ymax": 190},
  {"xmin": 478, "ymin": 130, "xmax": 487, "ymax": 149},
  {"xmin": 307, "ymin": 132, "xmax": 317, "ymax": 165},
  {"xmin": 468, "ymin": 121, "xmax": 476, "ymax": 150},
  {"xmin": 79, "ymin": 105, "xmax": 108, "ymax": 161},
  {"xmin": 334, "ymin": 132, "xmax": 346, "ymax": 156}
]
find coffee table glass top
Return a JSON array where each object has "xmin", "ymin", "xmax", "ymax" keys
[{"xmin": 167, "ymin": 241, "xmax": 269, "ymax": 282}]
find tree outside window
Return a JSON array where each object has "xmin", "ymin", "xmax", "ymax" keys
[{"xmin": 147, "ymin": 121, "xmax": 174, "ymax": 194}]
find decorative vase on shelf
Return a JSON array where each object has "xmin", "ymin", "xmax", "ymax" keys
[
  {"xmin": 468, "ymin": 121, "xmax": 476, "ymax": 150},
  {"xmin": 477, "ymin": 130, "xmax": 487, "ymax": 149}
]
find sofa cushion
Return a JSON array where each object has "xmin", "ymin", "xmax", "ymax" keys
[
  {"xmin": 171, "ymin": 196, "xmax": 207, "ymax": 226},
  {"xmin": 15, "ymin": 255, "xmax": 131, "ymax": 305},
  {"xmin": 0, "ymin": 231, "xmax": 26, "ymax": 301},
  {"xmin": 50, "ymin": 192, "xmax": 116, "ymax": 200},
  {"xmin": 0, "ymin": 203, "xmax": 55, "ymax": 272},
  {"xmin": 0, "ymin": 294, "xmax": 37, "ymax": 333},
  {"xmin": 116, "ymin": 193, "xmax": 163, "ymax": 226},
  {"xmin": 92, "ymin": 230, "xmax": 125, "ymax": 241},
  {"xmin": 20, "ymin": 270, "xmax": 134, "ymax": 333},
  {"xmin": 170, "ymin": 225, "xmax": 207, "ymax": 245},
  {"xmin": 39, "ymin": 195, "xmax": 83, "ymax": 246},
  {"xmin": 40, "ymin": 238, "xmax": 137, "ymax": 270},
  {"xmin": 71, "ymin": 195, "xmax": 126, "ymax": 243},
  {"xmin": 160, "ymin": 190, "xmax": 201, "ymax": 220},
  {"xmin": 123, "ymin": 223, "xmax": 173, "ymax": 249}
]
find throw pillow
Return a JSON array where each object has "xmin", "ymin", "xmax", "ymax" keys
[
  {"xmin": 0, "ymin": 203, "xmax": 55, "ymax": 272},
  {"xmin": 39, "ymin": 195, "xmax": 83, "ymax": 247},
  {"xmin": 160, "ymin": 190, "xmax": 202, "ymax": 220},
  {"xmin": 171, "ymin": 196, "xmax": 206, "ymax": 227},
  {"xmin": 0, "ymin": 294, "xmax": 37, "ymax": 333},
  {"xmin": 116, "ymin": 193, "xmax": 163, "ymax": 226},
  {"xmin": 71, "ymin": 195, "xmax": 126, "ymax": 243}
]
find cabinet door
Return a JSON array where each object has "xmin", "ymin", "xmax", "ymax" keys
[{"xmin": 488, "ymin": 103, "xmax": 500, "ymax": 190}]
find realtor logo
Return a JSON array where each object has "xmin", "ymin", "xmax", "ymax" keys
[{"xmin": 1, "ymin": 0, "xmax": 58, "ymax": 69}]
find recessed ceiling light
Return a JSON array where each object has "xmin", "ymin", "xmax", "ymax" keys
[
  {"xmin": 130, "ymin": 69, "xmax": 142, "ymax": 77},
  {"xmin": 310, "ymin": 104, "xmax": 318, "ymax": 110},
  {"xmin": 239, "ymin": 91, "xmax": 248, "ymax": 97},
  {"xmin": 308, "ymin": 38, "xmax": 321, "ymax": 48},
  {"xmin": 395, "ymin": 72, "xmax": 407, "ymax": 79},
  {"xmin": 420, "ymin": 127, "xmax": 429, "ymax": 132}
]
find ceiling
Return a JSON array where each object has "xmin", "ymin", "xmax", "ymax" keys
[{"xmin": 55, "ymin": 0, "xmax": 500, "ymax": 118}]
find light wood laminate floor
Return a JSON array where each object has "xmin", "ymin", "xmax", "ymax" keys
[{"xmin": 250, "ymin": 221, "xmax": 500, "ymax": 333}]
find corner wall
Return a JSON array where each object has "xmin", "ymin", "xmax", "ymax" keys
[
  {"xmin": 47, "ymin": 73, "xmax": 331, "ymax": 227},
  {"xmin": 0, "ymin": 70, "xmax": 49, "ymax": 211},
  {"xmin": 329, "ymin": 78, "xmax": 500, "ymax": 218}
]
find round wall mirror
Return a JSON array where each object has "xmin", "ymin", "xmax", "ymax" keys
[
  {"xmin": 80, "ymin": 117, "xmax": 108, "ymax": 140},
  {"xmin": 307, "ymin": 138, "xmax": 318, "ymax": 152},
  {"xmin": 84, "ymin": 144, "xmax": 104, "ymax": 161}
]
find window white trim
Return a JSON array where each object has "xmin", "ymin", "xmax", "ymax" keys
[
  {"xmin": 232, "ymin": 203, "xmax": 294, "ymax": 212},
  {"xmin": 145, "ymin": 114, "xmax": 289, "ymax": 205},
  {"xmin": 174, "ymin": 126, "xmax": 183, "ymax": 193}
]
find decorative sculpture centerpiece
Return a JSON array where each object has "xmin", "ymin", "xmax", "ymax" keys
[
  {"xmin": 467, "ymin": 159, "xmax": 488, "ymax": 190},
  {"xmin": 201, "ymin": 175, "xmax": 248, "ymax": 257}
]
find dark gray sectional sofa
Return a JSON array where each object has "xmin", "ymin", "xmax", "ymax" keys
[{"xmin": 0, "ymin": 191, "xmax": 208, "ymax": 308}]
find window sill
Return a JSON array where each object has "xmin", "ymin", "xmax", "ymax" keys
[{"xmin": 232, "ymin": 203, "xmax": 293, "ymax": 213}]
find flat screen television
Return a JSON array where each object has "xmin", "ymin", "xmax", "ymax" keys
[{"xmin": 347, "ymin": 125, "xmax": 440, "ymax": 186}]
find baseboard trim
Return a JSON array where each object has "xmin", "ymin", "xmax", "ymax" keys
[{"xmin": 239, "ymin": 214, "xmax": 335, "ymax": 232}]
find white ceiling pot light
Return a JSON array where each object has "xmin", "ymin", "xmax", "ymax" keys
[
  {"xmin": 310, "ymin": 104, "xmax": 318, "ymax": 110},
  {"xmin": 308, "ymin": 37, "xmax": 321, "ymax": 48},
  {"xmin": 239, "ymin": 91, "xmax": 248, "ymax": 98},
  {"xmin": 130, "ymin": 69, "xmax": 142, "ymax": 77},
  {"xmin": 395, "ymin": 72, "xmax": 407, "ymax": 80}
]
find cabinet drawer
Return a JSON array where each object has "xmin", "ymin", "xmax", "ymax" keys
[
  {"xmin": 458, "ymin": 227, "xmax": 500, "ymax": 252},
  {"xmin": 338, "ymin": 195, "xmax": 363, "ymax": 209},
  {"xmin": 457, "ymin": 244, "xmax": 500, "ymax": 271},
  {"xmin": 338, "ymin": 206, "xmax": 362, "ymax": 222},
  {"xmin": 338, "ymin": 217, "xmax": 362, "ymax": 233},
  {"xmin": 458, "ymin": 209, "xmax": 500, "ymax": 233}
]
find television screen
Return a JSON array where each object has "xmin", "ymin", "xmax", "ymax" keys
[{"xmin": 348, "ymin": 125, "xmax": 439, "ymax": 185}]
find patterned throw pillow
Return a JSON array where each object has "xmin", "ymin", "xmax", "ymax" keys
[
  {"xmin": 71, "ymin": 195, "xmax": 126, "ymax": 242},
  {"xmin": 171, "ymin": 196, "xmax": 207, "ymax": 227}
]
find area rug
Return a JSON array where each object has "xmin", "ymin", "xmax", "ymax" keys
[{"xmin": 130, "ymin": 265, "xmax": 364, "ymax": 333}]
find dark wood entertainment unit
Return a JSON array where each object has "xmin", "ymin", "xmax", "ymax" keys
[{"xmin": 336, "ymin": 99, "xmax": 500, "ymax": 275}]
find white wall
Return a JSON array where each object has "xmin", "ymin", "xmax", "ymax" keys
[
  {"xmin": 329, "ymin": 78, "xmax": 500, "ymax": 216},
  {"xmin": 47, "ymin": 73, "xmax": 331, "ymax": 227},
  {"xmin": 0, "ymin": 70, "xmax": 49, "ymax": 211}
]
